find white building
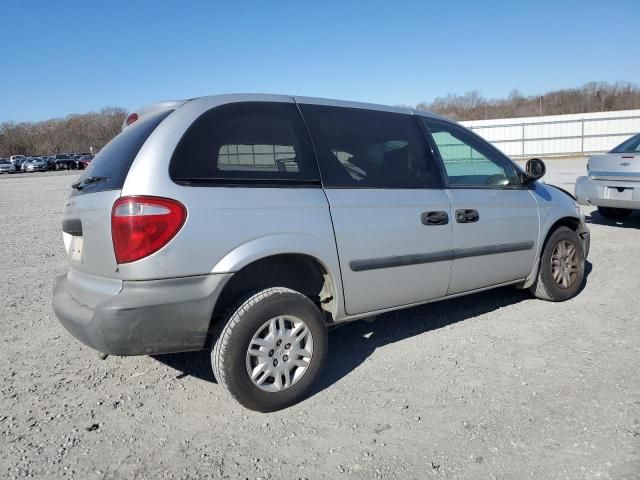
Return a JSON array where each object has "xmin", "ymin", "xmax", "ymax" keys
[{"xmin": 461, "ymin": 109, "xmax": 640, "ymax": 158}]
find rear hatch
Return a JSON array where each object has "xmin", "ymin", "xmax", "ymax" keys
[{"xmin": 62, "ymin": 110, "xmax": 173, "ymax": 292}]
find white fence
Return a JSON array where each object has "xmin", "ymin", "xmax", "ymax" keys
[{"xmin": 461, "ymin": 109, "xmax": 640, "ymax": 158}]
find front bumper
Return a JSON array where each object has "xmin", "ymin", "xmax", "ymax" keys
[
  {"xmin": 575, "ymin": 175, "xmax": 640, "ymax": 209},
  {"xmin": 52, "ymin": 273, "xmax": 231, "ymax": 356},
  {"xmin": 580, "ymin": 228, "xmax": 591, "ymax": 259}
]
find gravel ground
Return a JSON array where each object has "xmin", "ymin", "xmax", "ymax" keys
[{"xmin": 1, "ymin": 163, "xmax": 639, "ymax": 479}]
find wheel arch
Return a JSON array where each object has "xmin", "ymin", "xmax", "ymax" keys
[
  {"xmin": 211, "ymin": 251, "xmax": 340, "ymax": 326},
  {"xmin": 544, "ymin": 215, "xmax": 581, "ymax": 240},
  {"xmin": 521, "ymin": 212, "xmax": 585, "ymax": 289}
]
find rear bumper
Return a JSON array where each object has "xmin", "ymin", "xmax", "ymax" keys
[
  {"xmin": 52, "ymin": 272, "xmax": 231, "ymax": 356},
  {"xmin": 575, "ymin": 175, "xmax": 640, "ymax": 209}
]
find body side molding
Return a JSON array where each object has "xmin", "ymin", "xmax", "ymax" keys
[{"xmin": 349, "ymin": 241, "xmax": 535, "ymax": 272}]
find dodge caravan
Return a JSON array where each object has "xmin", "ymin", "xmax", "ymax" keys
[{"xmin": 53, "ymin": 94, "xmax": 590, "ymax": 411}]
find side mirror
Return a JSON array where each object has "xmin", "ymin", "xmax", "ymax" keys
[{"xmin": 523, "ymin": 158, "xmax": 546, "ymax": 183}]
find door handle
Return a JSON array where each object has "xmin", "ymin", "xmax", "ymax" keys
[
  {"xmin": 455, "ymin": 209, "xmax": 480, "ymax": 223},
  {"xmin": 421, "ymin": 211, "xmax": 449, "ymax": 226}
]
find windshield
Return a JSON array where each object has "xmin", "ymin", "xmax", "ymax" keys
[{"xmin": 610, "ymin": 133, "xmax": 640, "ymax": 154}]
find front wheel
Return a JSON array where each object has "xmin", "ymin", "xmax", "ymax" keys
[
  {"xmin": 212, "ymin": 287, "xmax": 327, "ymax": 412},
  {"xmin": 530, "ymin": 226, "xmax": 585, "ymax": 302},
  {"xmin": 597, "ymin": 206, "xmax": 631, "ymax": 220}
]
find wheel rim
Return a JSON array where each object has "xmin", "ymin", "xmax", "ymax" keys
[
  {"xmin": 550, "ymin": 240, "xmax": 580, "ymax": 289},
  {"xmin": 245, "ymin": 315, "xmax": 314, "ymax": 392}
]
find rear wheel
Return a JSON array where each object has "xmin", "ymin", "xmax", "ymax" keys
[
  {"xmin": 530, "ymin": 226, "xmax": 585, "ymax": 302},
  {"xmin": 212, "ymin": 287, "xmax": 327, "ymax": 412},
  {"xmin": 597, "ymin": 206, "xmax": 631, "ymax": 220}
]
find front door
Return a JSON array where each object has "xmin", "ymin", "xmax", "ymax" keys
[
  {"xmin": 421, "ymin": 117, "xmax": 539, "ymax": 295},
  {"xmin": 299, "ymin": 103, "xmax": 453, "ymax": 315}
]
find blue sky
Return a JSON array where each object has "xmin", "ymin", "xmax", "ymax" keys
[{"xmin": 1, "ymin": 0, "xmax": 639, "ymax": 122}]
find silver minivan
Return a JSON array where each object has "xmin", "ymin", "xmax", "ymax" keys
[{"xmin": 53, "ymin": 94, "xmax": 590, "ymax": 411}]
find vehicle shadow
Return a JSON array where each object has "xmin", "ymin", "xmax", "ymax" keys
[
  {"xmin": 153, "ymin": 349, "xmax": 217, "ymax": 383},
  {"xmin": 586, "ymin": 209, "xmax": 640, "ymax": 229},
  {"xmin": 307, "ymin": 262, "xmax": 591, "ymax": 400},
  {"xmin": 308, "ymin": 286, "xmax": 530, "ymax": 398},
  {"xmin": 153, "ymin": 287, "xmax": 533, "ymax": 386},
  {"xmin": 152, "ymin": 262, "xmax": 592, "ymax": 393}
]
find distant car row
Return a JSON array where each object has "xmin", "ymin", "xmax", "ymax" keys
[{"xmin": 0, "ymin": 154, "xmax": 94, "ymax": 173}]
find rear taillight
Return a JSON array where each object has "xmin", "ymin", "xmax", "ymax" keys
[
  {"xmin": 125, "ymin": 113, "xmax": 139, "ymax": 126},
  {"xmin": 111, "ymin": 196, "xmax": 186, "ymax": 264}
]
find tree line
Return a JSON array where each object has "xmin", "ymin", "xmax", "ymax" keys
[
  {"xmin": 0, "ymin": 107, "xmax": 126, "ymax": 157},
  {"xmin": 416, "ymin": 82, "xmax": 640, "ymax": 121},
  {"xmin": 1, "ymin": 82, "xmax": 639, "ymax": 157}
]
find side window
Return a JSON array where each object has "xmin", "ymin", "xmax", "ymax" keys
[
  {"xmin": 421, "ymin": 118, "xmax": 521, "ymax": 187},
  {"xmin": 170, "ymin": 102, "xmax": 320, "ymax": 184},
  {"xmin": 300, "ymin": 105, "xmax": 441, "ymax": 188}
]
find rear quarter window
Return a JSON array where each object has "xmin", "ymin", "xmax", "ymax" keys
[
  {"xmin": 169, "ymin": 102, "xmax": 320, "ymax": 186},
  {"xmin": 70, "ymin": 110, "xmax": 172, "ymax": 196}
]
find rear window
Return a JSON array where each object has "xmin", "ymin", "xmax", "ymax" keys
[
  {"xmin": 71, "ymin": 110, "xmax": 171, "ymax": 196},
  {"xmin": 169, "ymin": 102, "xmax": 320, "ymax": 186},
  {"xmin": 610, "ymin": 133, "xmax": 640, "ymax": 153}
]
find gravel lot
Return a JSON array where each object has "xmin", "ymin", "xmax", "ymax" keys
[{"xmin": 1, "ymin": 162, "xmax": 639, "ymax": 479}]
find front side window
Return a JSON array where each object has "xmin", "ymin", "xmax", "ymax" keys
[
  {"xmin": 300, "ymin": 105, "xmax": 441, "ymax": 188},
  {"xmin": 170, "ymin": 102, "xmax": 319, "ymax": 185},
  {"xmin": 421, "ymin": 118, "xmax": 521, "ymax": 187}
]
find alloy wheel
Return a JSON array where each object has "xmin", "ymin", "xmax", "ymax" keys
[{"xmin": 550, "ymin": 240, "xmax": 580, "ymax": 289}]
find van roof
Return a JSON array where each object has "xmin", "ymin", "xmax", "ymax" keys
[{"xmin": 132, "ymin": 93, "xmax": 447, "ymax": 122}]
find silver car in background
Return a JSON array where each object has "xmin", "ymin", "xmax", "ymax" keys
[
  {"xmin": 53, "ymin": 94, "xmax": 590, "ymax": 412},
  {"xmin": 575, "ymin": 133, "xmax": 640, "ymax": 219},
  {"xmin": 24, "ymin": 157, "xmax": 49, "ymax": 172},
  {"xmin": 0, "ymin": 159, "xmax": 17, "ymax": 173}
]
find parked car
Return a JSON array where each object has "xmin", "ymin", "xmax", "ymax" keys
[
  {"xmin": 24, "ymin": 157, "xmax": 49, "ymax": 172},
  {"xmin": 43, "ymin": 156, "xmax": 57, "ymax": 170},
  {"xmin": 53, "ymin": 94, "xmax": 590, "ymax": 412},
  {"xmin": 53, "ymin": 154, "xmax": 76, "ymax": 170},
  {"xmin": 575, "ymin": 133, "xmax": 640, "ymax": 219},
  {"xmin": 0, "ymin": 158, "xmax": 17, "ymax": 174},
  {"xmin": 13, "ymin": 157, "xmax": 30, "ymax": 171},
  {"xmin": 77, "ymin": 154, "xmax": 94, "ymax": 169}
]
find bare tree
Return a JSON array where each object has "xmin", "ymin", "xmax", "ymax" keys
[
  {"xmin": 415, "ymin": 81, "xmax": 640, "ymax": 121},
  {"xmin": 0, "ymin": 107, "xmax": 127, "ymax": 157}
]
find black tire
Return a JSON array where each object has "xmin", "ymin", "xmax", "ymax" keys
[
  {"xmin": 530, "ymin": 226, "xmax": 585, "ymax": 302},
  {"xmin": 212, "ymin": 287, "xmax": 328, "ymax": 412},
  {"xmin": 597, "ymin": 206, "xmax": 631, "ymax": 220}
]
